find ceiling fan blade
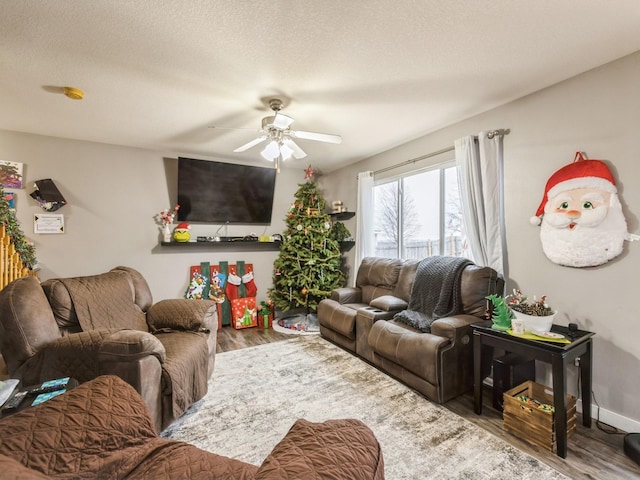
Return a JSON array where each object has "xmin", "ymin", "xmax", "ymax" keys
[
  {"xmin": 291, "ymin": 130, "xmax": 342, "ymax": 144},
  {"xmin": 209, "ymin": 125, "xmax": 262, "ymax": 131},
  {"xmin": 273, "ymin": 113, "xmax": 294, "ymax": 130},
  {"xmin": 233, "ymin": 136, "xmax": 267, "ymax": 152},
  {"xmin": 283, "ymin": 138, "xmax": 307, "ymax": 159}
]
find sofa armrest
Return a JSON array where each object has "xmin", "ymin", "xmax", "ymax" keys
[
  {"xmin": 369, "ymin": 295, "xmax": 408, "ymax": 312},
  {"xmin": 146, "ymin": 299, "xmax": 217, "ymax": 332},
  {"xmin": 430, "ymin": 314, "xmax": 480, "ymax": 340},
  {"xmin": 255, "ymin": 418, "xmax": 384, "ymax": 480},
  {"xmin": 331, "ymin": 287, "xmax": 362, "ymax": 304},
  {"xmin": 13, "ymin": 330, "xmax": 122, "ymax": 385},
  {"xmin": 98, "ymin": 330, "xmax": 166, "ymax": 363}
]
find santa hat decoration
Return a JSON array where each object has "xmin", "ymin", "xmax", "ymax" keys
[
  {"xmin": 175, "ymin": 222, "xmax": 190, "ymax": 231},
  {"xmin": 530, "ymin": 151, "xmax": 617, "ymax": 226}
]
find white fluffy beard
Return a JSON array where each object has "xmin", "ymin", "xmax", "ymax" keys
[{"xmin": 540, "ymin": 196, "xmax": 627, "ymax": 267}]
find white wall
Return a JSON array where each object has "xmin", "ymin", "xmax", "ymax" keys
[
  {"xmin": 0, "ymin": 131, "xmax": 300, "ymax": 303},
  {"xmin": 321, "ymin": 51, "xmax": 640, "ymax": 431}
]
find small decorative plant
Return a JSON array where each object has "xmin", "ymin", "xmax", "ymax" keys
[
  {"xmin": 507, "ymin": 289, "xmax": 554, "ymax": 317},
  {"xmin": 486, "ymin": 294, "xmax": 513, "ymax": 331},
  {"xmin": 156, "ymin": 204, "xmax": 180, "ymax": 227}
]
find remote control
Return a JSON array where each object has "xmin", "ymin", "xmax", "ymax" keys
[
  {"xmin": 2, "ymin": 390, "xmax": 27, "ymax": 411},
  {"xmin": 28, "ymin": 377, "xmax": 70, "ymax": 395}
]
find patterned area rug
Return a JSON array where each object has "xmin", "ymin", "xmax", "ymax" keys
[{"xmin": 162, "ymin": 336, "xmax": 567, "ymax": 479}]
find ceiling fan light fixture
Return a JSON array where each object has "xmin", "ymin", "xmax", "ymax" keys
[
  {"xmin": 279, "ymin": 142, "xmax": 294, "ymax": 161},
  {"xmin": 260, "ymin": 140, "xmax": 280, "ymax": 161}
]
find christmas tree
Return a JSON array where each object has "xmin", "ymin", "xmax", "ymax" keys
[
  {"xmin": 0, "ymin": 185, "xmax": 37, "ymax": 269},
  {"xmin": 269, "ymin": 166, "xmax": 345, "ymax": 312}
]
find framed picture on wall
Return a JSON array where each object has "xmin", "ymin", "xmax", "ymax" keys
[
  {"xmin": 0, "ymin": 160, "xmax": 24, "ymax": 189},
  {"xmin": 34, "ymin": 213, "xmax": 64, "ymax": 234}
]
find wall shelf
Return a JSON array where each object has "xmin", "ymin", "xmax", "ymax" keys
[
  {"xmin": 329, "ymin": 211, "xmax": 356, "ymax": 221},
  {"xmin": 340, "ymin": 240, "xmax": 355, "ymax": 252},
  {"xmin": 160, "ymin": 241, "xmax": 282, "ymax": 251}
]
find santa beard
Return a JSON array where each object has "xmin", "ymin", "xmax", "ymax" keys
[{"xmin": 540, "ymin": 195, "xmax": 627, "ymax": 267}]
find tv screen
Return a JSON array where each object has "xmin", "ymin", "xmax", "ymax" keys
[{"xmin": 177, "ymin": 157, "xmax": 277, "ymax": 225}]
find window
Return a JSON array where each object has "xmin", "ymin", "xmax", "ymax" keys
[{"xmin": 373, "ymin": 163, "xmax": 471, "ymax": 260}]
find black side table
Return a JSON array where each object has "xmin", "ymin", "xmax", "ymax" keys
[
  {"xmin": 0, "ymin": 378, "xmax": 79, "ymax": 419},
  {"xmin": 471, "ymin": 321, "xmax": 594, "ymax": 458}
]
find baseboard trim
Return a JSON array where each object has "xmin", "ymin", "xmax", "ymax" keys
[{"xmin": 577, "ymin": 398, "xmax": 640, "ymax": 434}]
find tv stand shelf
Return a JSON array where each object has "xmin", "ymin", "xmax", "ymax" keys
[{"xmin": 160, "ymin": 241, "xmax": 282, "ymax": 251}]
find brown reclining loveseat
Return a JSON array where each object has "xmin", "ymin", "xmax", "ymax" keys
[
  {"xmin": 318, "ymin": 256, "xmax": 503, "ymax": 403},
  {"xmin": 0, "ymin": 266, "xmax": 216, "ymax": 431}
]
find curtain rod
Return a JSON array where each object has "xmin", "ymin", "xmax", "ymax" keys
[{"xmin": 373, "ymin": 128, "xmax": 510, "ymax": 176}]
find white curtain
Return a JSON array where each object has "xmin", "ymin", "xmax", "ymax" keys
[
  {"xmin": 455, "ymin": 132, "xmax": 507, "ymax": 277},
  {"xmin": 355, "ymin": 171, "xmax": 375, "ymax": 281}
]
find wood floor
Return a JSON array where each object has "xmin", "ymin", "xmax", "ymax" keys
[{"xmin": 216, "ymin": 327, "xmax": 640, "ymax": 480}]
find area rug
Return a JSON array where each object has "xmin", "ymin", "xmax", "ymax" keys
[{"xmin": 162, "ymin": 336, "xmax": 567, "ymax": 479}]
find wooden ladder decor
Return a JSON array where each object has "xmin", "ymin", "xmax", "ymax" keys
[{"xmin": 0, "ymin": 223, "xmax": 36, "ymax": 290}]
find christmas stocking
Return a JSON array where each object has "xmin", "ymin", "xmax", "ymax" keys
[
  {"xmin": 242, "ymin": 271, "xmax": 257, "ymax": 297},
  {"xmin": 226, "ymin": 273, "xmax": 242, "ymax": 301}
]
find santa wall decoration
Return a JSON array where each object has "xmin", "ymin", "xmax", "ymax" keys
[{"xmin": 530, "ymin": 151, "xmax": 639, "ymax": 267}]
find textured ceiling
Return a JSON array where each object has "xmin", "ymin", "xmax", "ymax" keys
[{"xmin": 2, "ymin": 0, "xmax": 640, "ymax": 172}]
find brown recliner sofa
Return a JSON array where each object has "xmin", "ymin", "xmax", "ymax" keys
[
  {"xmin": 0, "ymin": 375, "xmax": 385, "ymax": 479},
  {"xmin": 0, "ymin": 266, "xmax": 217, "ymax": 431},
  {"xmin": 318, "ymin": 256, "xmax": 503, "ymax": 403}
]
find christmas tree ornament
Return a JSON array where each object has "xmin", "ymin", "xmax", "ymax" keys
[{"xmin": 304, "ymin": 164, "xmax": 316, "ymax": 179}]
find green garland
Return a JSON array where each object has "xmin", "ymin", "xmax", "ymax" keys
[{"xmin": 0, "ymin": 185, "xmax": 37, "ymax": 269}]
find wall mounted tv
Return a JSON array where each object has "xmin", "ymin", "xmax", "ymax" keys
[{"xmin": 177, "ymin": 157, "xmax": 277, "ymax": 225}]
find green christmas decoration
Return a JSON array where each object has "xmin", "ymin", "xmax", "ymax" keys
[
  {"xmin": 0, "ymin": 185, "xmax": 37, "ymax": 269},
  {"xmin": 485, "ymin": 294, "xmax": 513, "ymax": 331},
  {"xmin": 268, "ymin": 174, "xmax": 345, "ymax": 312}
]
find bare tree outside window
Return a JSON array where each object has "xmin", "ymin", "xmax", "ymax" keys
[{"xmin": 373, "ymin": 163, "xmax": 470, "ymax": 260}]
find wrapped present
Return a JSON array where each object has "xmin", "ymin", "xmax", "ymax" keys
[{"xmin": 231, "ymin": 297, "xmax": 257, "ymax": 329}]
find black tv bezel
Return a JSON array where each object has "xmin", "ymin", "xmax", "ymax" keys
[{"xmin": 176, "ymin": 157, "xmax": 277, "ymax": 225}]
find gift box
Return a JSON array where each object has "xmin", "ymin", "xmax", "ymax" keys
[{"xmin": 231, "ymin": 297, "xmax": 257, "ymax": 329}]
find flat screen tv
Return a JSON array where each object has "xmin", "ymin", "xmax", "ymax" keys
[{"xmin": 177, "ymin": 157, "xmax": 277, "ymax": 225}]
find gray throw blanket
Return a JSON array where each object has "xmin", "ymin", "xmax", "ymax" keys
[{"xmin": 394, "ymin": 256, "xmax": 473, "ymax": 333}]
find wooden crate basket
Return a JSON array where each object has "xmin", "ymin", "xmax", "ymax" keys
[{"xmin": 503, "ymin": 381, "xmax": 576, "ymax": 452}]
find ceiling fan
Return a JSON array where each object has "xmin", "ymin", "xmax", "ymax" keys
[{"xmin": 213, "ymin": 98, "xmax": 342, "ymax": 169}]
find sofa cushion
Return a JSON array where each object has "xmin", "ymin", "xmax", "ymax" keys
[
  {"xmin": 111, "ymin": 266, "xmax": 154, "ymax": 312},
  {"xmin": 393, "ymin": 259, "xmax": 419, "ymax": 301},
  {"xmin": 43, "ymin": 271, "xmax": 149, "ymax": 333},
  {"xmin": 356, "ymin": 257, "xmax": 403, "ymax": 303},
  {"xmin": 460, "ymin": 265, "xmax": 502, "ymax": 317},
  {"xmin": 368, "ymin": 319, "xmax": 449, "ymax": 385},
  {"xmin": 155, "ymin": 331, "xmax": 209, "ymax": 418},
  {"xmin": 317, "ymin": 300, "xmax": 364, "ymax": 339}
]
